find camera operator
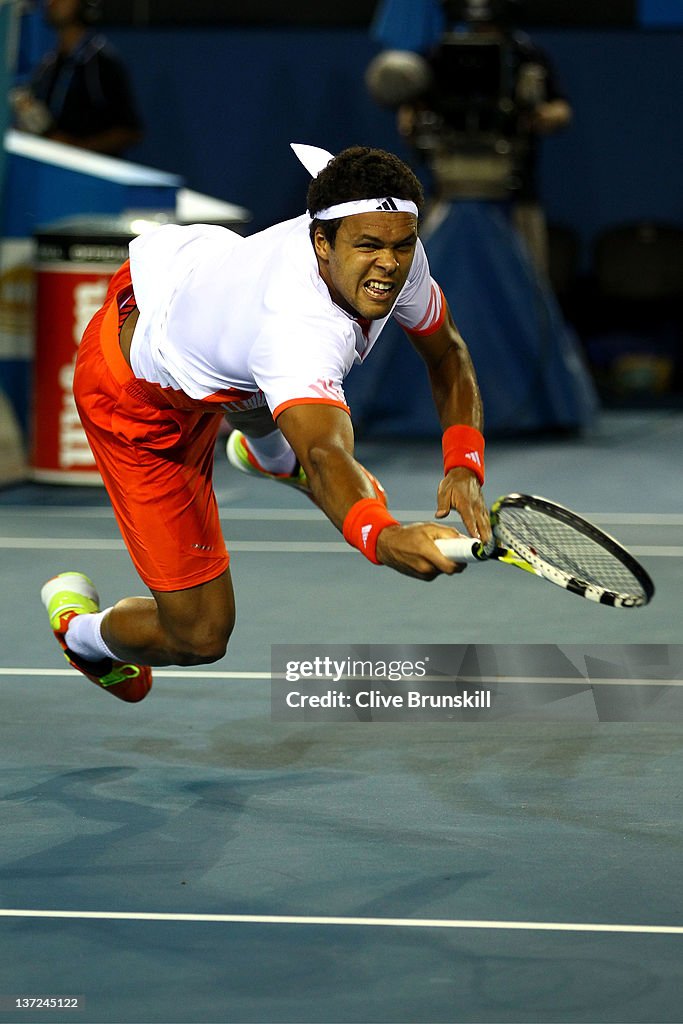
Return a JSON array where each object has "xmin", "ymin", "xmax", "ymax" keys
[
  {"xmin": 11, "ymin": 0, "xmax": 143, "ymax": 157},
  {"xmin": 366, "ymin": 0, "xmax": 572, "ymax": 276}
]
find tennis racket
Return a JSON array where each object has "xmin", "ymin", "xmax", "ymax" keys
[{"xmin": 435, "ymin": 493, "xmax": 654, "ymax": 608}]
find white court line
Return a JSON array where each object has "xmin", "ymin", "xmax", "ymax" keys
[
  {"xmin": 0, "ymin": 507, "xmax": 326, "ymax": 521},
  {"xmin": 0, "ymin": 669, "xmax": 681, "ymax": 686},
  {"xmin": 0, "ymin": 908, "xmax": 681, "ymax": 935},
  {"xmin": 2, "ymin": 508, "xmax": 683, "ymax": 525},
  {"xmin": 578, "ymin": 513, "xmax": 683, "ymax": 526},
  {"xmin": 0, "ymin": 538, "xmax": 352, "ymax": 553},
  {"xmin": 0, "ymin": 538, "xmax": 124, "ymax": 549},
  {"xmin": 0, "ymin": 537, "xmax": 681, "ymax": 556},
  {"xmin": 0, "ymin": 668, "xmax": 269, "ymax": 679},
  {"xmin": 627, "ymin": 547, "xmax": 683, "ymax": 556}
]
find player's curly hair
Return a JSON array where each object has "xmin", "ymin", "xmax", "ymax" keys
[{"xmin": 307, "ymin": 146, "xmax": 424, "ymax": 246}]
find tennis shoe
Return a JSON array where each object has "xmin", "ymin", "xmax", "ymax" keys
[
  {"xmin": 40, "ymin": 571, "xmax": 152, "ymax": 703},
  {"xmin": 226, "ymin": 430, "xmax": 311, "ymax": 496}
]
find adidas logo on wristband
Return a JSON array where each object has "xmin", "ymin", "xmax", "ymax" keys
[
  {"xmin": 442, "ymin": 425, "xmax": 485, "ymax": 486},
  {"xmin": 343, "ymin": 498, "xmax": 400, "ymax": 564}
]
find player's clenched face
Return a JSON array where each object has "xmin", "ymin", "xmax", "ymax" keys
[{"xmin": 314, "ymin": 212, "xmax": 418, "ymax": 321}]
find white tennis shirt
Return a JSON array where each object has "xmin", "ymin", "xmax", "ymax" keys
[{"xmin": 128, "ymin": 214, "xmax": 444, "ymax": 418}]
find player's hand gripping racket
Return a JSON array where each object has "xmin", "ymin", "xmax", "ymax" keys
[{"xmin": 435, "ymin": 493, "xmax": 654, "ymax": 608}]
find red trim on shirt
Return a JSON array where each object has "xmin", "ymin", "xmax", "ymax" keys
[
  {"xmin": 404, "ymin": 285, "xmax": 447, "ymax": 337},
  {"xmin": 273, "ymin": 396, "xmax": 351, "ymax": 420}
]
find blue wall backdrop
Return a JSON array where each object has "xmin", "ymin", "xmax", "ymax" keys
[
  {"xmin": 105, "ymin": 27, "xmax": 412, "ymax": 230},
  {"xmin": 14, "ymin": 16, "xmax": 683, "ymax": 261},
  {"xmin": 5, "ymin": 17, "xmax": 681, "ymax": 439},
  {"xmin": 531, "ymin": 29, "xmax": 683, "ymax": 267},
  {"xmin": 96, "ymin": 24, "xmax": 683, "ymax": 266}
]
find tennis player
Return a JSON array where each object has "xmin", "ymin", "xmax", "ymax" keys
[{"xmin": 41, "ymin": 143, "xmax": 490, "ymax": 702}]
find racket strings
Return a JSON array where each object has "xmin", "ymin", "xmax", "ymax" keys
[{"xmin": 497, "ymin": 507, "xmax": 647, "ymax": 597}]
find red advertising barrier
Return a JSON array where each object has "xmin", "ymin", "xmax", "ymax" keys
[{"xmin": 31, "ymin": 221, "xmax": 132, "ymax": 483}]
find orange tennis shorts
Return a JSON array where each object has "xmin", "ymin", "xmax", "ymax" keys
[{"xmin": 74, "ymin": 262, "xmax": 229, "ymax": 592}]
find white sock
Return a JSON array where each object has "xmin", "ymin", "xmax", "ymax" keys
[
  {"xmin": 245, "ymin": 430, "xmax": 296, "ymax": 475},
  {"xmin": 65, "ymin": 608, "xmax": 120, "ymax": 663}
]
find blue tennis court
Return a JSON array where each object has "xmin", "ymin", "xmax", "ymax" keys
[{"xmin": 1, "ymin": 409, "xmax": 682, "ymax": 1023}]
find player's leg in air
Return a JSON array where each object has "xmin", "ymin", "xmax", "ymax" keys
[
  {"xmin": 225, "ymin": 406, "xmax": 387, "ymax": 505},
  {"xmin": 42, "ymin": 570, "xmax": 235, "ymax": 702},
  {"xmin": 41, "ymin": 265, "xmax": 236, "ymax": 702},
  {"xmin": 225, "ymin": 406, "xmax": 310, "ymax": 494}
]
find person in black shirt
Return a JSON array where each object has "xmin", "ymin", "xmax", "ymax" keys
[
  {"xmin": 368, "ymin": 0, "xmax": 572, "ymax": 275},
  {"xmin": 11, "ymin": 0, "xmax": 143, "ymax": 157}
]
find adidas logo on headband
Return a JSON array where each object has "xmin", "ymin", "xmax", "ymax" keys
[{"xmin": 376, "ymin": 197, "xmax": 399, "ymax": 211}]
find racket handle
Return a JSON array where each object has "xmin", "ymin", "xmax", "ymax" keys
[{"xmin": 435, "ymin": 537, "xmax": 486, "ymax": 563}]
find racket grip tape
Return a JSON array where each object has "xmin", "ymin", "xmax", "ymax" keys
[{"xmin": 435, "ymin": 537, "xmax": 488, "ymax": 563}]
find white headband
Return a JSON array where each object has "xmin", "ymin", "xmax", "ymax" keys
[
  {"xmin": 313, "ymin": 197, "xmax": 418, "ymax": 220},
  {"xmin": 290, "ymin": 142, "xmax": 419, "ymax": 222}
]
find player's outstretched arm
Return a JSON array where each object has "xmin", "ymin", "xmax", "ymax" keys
[
  {"xmin": 276, "ymin": 403, "xmax": 466, "ymax": 581},
  {"xmin": 406, "ymin": 304, "xmax": 491, "ymax": 544}
]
